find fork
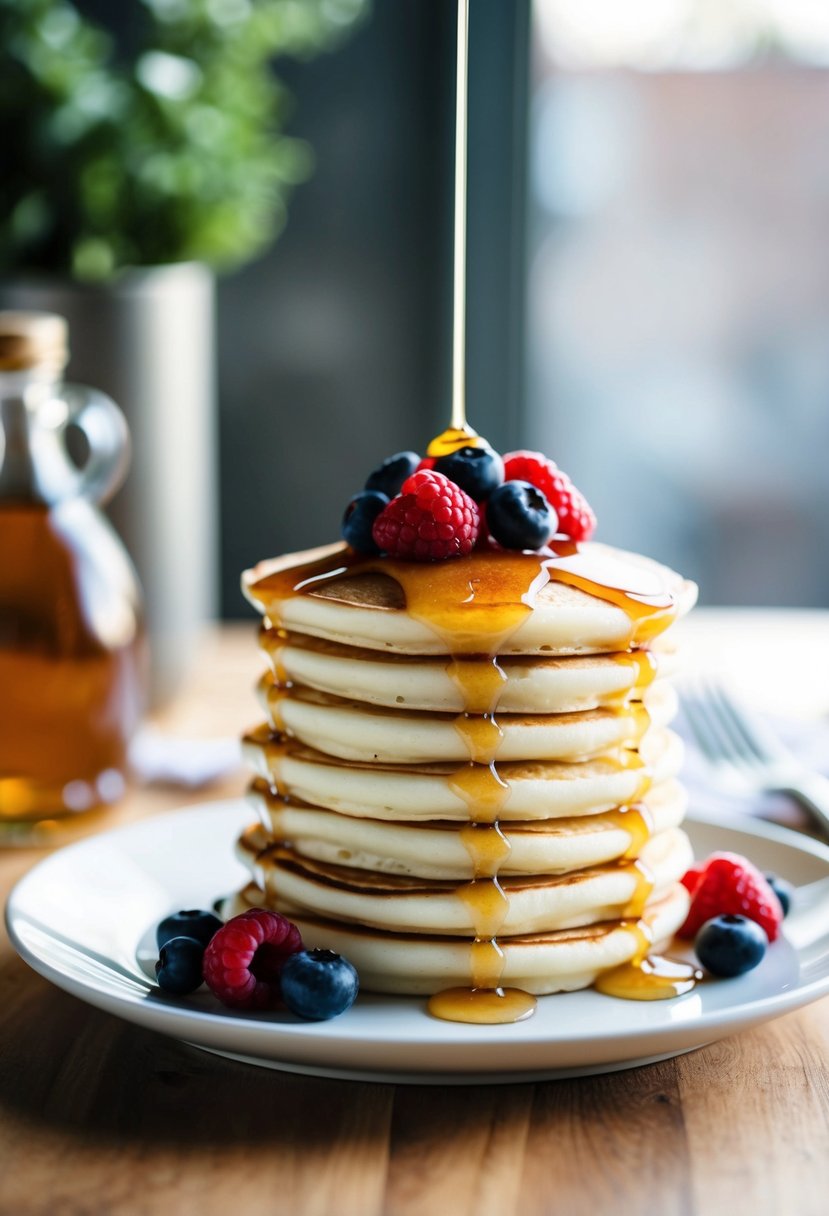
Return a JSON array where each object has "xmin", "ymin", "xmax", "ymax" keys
[{"xmin": 680, "ymin": 678, "xmax": 829, "ymax": 840}]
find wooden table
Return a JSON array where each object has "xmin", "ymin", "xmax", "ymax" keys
[{"xmin": 2, "ymin": 615, "xmax": 829, "ymax": 1216}]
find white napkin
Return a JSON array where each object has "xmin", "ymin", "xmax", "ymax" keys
[{"xmin": 130, "ymin": 728, "xmax": 242, "ymax": 789}]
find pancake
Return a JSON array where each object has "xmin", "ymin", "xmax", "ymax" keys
[
  {"xmin": 258, "ymin": 676, "xmax": 678, "ymax": 765},
  {"xmin": 243, "ymin": 542, "xmax": 698, "ymax": 656},
  {"xmin": 260, "ymin": 627, "xmax": 680, "ymax": 714},
  {"xmin": 236, "ymin": 530, "xmax": 697, "ymax": 1009},
  {"xmin": 235, "ymin": 825, "xmax": 692, "ymax": 936},
  {"xmin": 223, "ymin": 882, "xmax": 691, "ymax": 995},
  {"xmin": 242, "ymin": 723, "xmax": 684, "ymax": 821},
  {"xmin": 246, "ymin": 777, "xmax": 687, "ymax": 879}
]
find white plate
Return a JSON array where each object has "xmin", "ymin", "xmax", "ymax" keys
[{"xmin": 7, "ymin": 800, "xmax": 829, "ymax": 1084}]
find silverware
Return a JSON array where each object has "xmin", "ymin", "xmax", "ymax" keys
[{"xmin": 680, "ymin": 678, "xmax": 829, "ymax": 840}]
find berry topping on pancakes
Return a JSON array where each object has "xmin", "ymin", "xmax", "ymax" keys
[{"xmin": 342, "ymin": 434, "xmax": 596, "ymax": 557}]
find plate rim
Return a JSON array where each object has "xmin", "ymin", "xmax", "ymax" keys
[{"xmin": 6, "ymin": 798, "xmax": 829, "ymax": 1071}]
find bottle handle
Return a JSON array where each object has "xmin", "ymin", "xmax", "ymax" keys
[{"xmin": 60, "ymin": 384, "xmax": 131, "ymax": 505}]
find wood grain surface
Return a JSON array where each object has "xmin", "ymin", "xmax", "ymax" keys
[{"xmin": 2, "ymin": 623, "xmax": 828, "ymax": 1216}]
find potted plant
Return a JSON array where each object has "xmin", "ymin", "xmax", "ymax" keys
[{"xmin": 0, "ymin": 0, "xmax": 367, "ymax": 701}]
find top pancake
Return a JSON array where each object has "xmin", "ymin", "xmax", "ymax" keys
[{"xmin": 243, "ymin": 542, "xmax": 697, "ymax": 656}]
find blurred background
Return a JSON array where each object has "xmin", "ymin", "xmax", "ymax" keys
[
  {"xmin": 3, "ymin": 0, "xmax": 828, "ymax": 652},
  {"xmin": 527, "ymin": 0, "xmax": 829, "ymax": 611}
]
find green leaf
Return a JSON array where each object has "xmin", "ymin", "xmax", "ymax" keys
[{"xmin": 0, "ymin": 0, "xmax": 370, "ymax": 276}]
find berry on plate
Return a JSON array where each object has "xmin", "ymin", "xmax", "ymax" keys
[
  {"xmin": 680, "ymin": 862, "xmax": 707, "ymax": 898},
  {"xmin": 342, "ymin": 489, "xmax": 389, "ymax": 554},
  {"xmin": 371, "ymin": 469, "xmax": 480, "ymax": 560},
  {"xmin": 485, "ymin": 480, "xmax": 557, "ymax": 551},
  {"xmin": 433, "ymin": 445, "xmax": 504, "ymax": 501},
  {"xmin": 156, "ymin": 909, "xmax": 223, "ymax": 951},
  {"xmin": 280, "ymin": 949, "xmax": 359, "ymax": 1020},
  {"xmin": 694, "ymin": 914, "xmax": 768, "ymax": 978},
  {"xmin": 202, "ymin": 908, "xmax": 303, "ymax": 1009},
  {"xmin": 764, "ymin": 873, "xmax": 794, "ymax": 918},
  {"xmin": 155, "ymin": 936, "xmax": 206, "ymax": 995},
  {"xmin": 364, "ymin": 451, "xmax": 420, "ymax": 498},
  {"xmin": 503, "ymin": 450, "xmax": 596, "ymax": 542},
  {"xmin": 678, "ymin": 852, "xmax": 784, "ymax": 942}
]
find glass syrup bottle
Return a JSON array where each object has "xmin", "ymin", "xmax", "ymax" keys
[{"xmin": 0, "ymin": 311, "xmax": 144, "ymax": 841}]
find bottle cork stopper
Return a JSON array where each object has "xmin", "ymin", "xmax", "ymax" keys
[{"xmin": 0, "ymin": 311, "xmax": 69, "ymax": 374}]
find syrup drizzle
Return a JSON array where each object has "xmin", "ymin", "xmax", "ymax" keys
[
  {"xmin": 246, "ymin": 536, "xmax": 689, "ymax": 1018},
  {"xmin": 449, "ymin": 761, "xmax": 511, "ymax": 822},
  {"xmin": 595, "ymin": 921, "xmax": 702, "ymax": 1001},
  {"xmin": 620, "ymin": 857, "xmax": 656, "ymax": 920},
  {"xmin": 247, "ymin": 541, "xmax": 677, "ymax": 656},
  {"xmin": 602, "ymin": 803, "xmax": 654, "ymax": 861},
  {"xmin": 603, "ymin": 749, "xmax": 653, "ymax": 805},
  {"xmin": 440, "ymin": 658, "xmax": 535, "ymax": 1023},
  {"xmin": 267, "ymin": 628, "xmax": 291, "ymax": 688},
  {"xmin": 447, "ymin": 655, "xmax": 507, "ymax": 715},
  {"xmin": 450, "ymin": 0, "xmax": 469, "ymax": 434}
]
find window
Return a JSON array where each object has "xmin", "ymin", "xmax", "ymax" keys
[{"xmin": 527, "ymin": 0, "xmax": 829, "ymax": 605}]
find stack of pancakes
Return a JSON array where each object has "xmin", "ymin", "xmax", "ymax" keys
[{"xmin": 231, "ymin": 541, "xmax": 697, "ymax": 999}]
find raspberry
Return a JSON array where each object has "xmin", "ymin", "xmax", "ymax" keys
[
  {"xmin": 677, "ymin": 852, "xmax": 784, "ymax": 942},
  {"xmin": 503, "ymin": 450, "xmax": 596, "ymax": 542},
  {"xmin": 372, "ymin": 469, "xmax": 480, "ymax": 560},
  {"xmin": 415, "ymin": 457, "xmax": 436, "ymax": 473},
  {"xmin": 680, "ymin": 862, "xmax": 707, "ymax": 898},
  {"xmin": 202, "ymin": 908, "xmax": 303, "ymax": 1009}
]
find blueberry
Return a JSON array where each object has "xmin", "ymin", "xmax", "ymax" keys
[
  {"xmin": 155, "ymin": 936, "xmax": 205, "ymax": 995},
  {"xmin": 280, "ymin": 948, "xmax": 359, "ymax": 1020},
  {"xmin": 157, "ymin": 909, "xmax": 223, "ymax": 950},
  {"xmin": 364, "ymin": 451, "xmax": 420, "ymax": 498},
  {"xmin": 342, "ymin": 489, "xmax": 389, "ymax": 554},
  {"xmin": 764, "ymin": 873, "xmax": 793, "ymax": 918},
  {"xmin": 433, "ymin": 445, "xmax": 504, "ymax": 501},
  {"xmin": 485, "ymin": 480, "xmax": 557, "ymax": 550},
  {"xmin": 695, "ymin": 914, "xmax": 768, "ymax": 978}
]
